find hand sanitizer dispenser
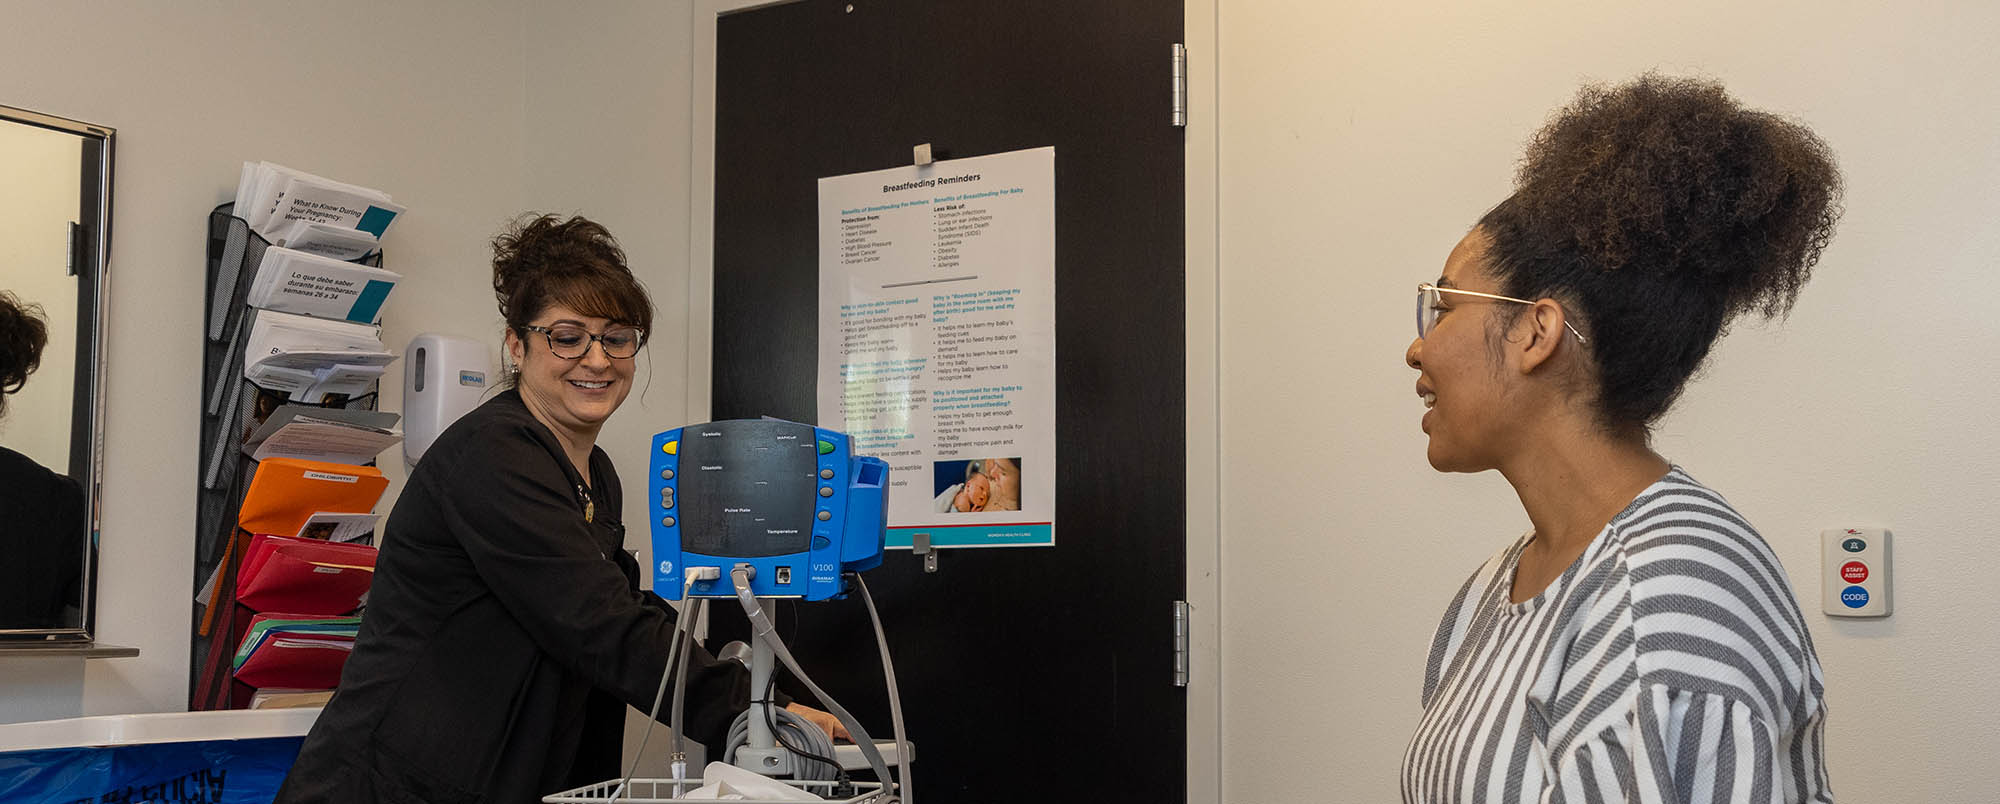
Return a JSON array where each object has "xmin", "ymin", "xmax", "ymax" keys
[{"xmin": 404, "ymin": 333, "xmax": 490, "ymax": 467}]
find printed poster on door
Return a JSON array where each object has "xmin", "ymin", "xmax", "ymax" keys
[{"xmin": 816, "ymin": 146, "xmax": 1055, "ymax": 549}]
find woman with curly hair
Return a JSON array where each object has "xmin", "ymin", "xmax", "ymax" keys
[{"xmin": 1400, "ymin": 75, "xmax": 1841, "ymax": 803}]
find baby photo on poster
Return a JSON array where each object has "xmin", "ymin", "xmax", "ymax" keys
[{"xmin": 932, "ymin": 457, "xmax": 1022, "ymax": 513}]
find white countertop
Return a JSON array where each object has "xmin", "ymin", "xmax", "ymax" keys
[{"xmin": 0, "ymin": 707, "xmax": 321, "ymax": 753}]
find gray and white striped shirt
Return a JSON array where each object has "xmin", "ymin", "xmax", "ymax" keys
[{"xmin": 1402, "ymin": 468, "xmax": 1832, "ymax": 803}]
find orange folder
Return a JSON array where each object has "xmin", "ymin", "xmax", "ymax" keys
[
  {"xmin": 238, "ymin": 457, "xmax": 387, "ymax": 538},
  {"xmin": 236, "ymin": 533, "xmax": 377, "ymax": 615}
]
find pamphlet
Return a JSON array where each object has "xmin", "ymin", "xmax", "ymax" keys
[
  {"xmin": 243, "ymin": 404, "xmax": 401, "ymax": 465},
  {"xmin": 248, "ymin": 246, "xmax": 401, "ymax": 324},
  {"xmin": 273, "ymin": 221, "xmax": 381, "ymax": 261},
  {"xmin": 235, "ymin": 161, "xmax": 403, "ymax": 242},
  {"xmin": 296, "ymin": 512, "xmax": 381, "ymax": 543},
  {"xmin": 244, "ymin": 311, "xmax": 395, "ymax": 397}
]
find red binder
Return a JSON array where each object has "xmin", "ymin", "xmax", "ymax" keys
[
  {"xmin": 234, "ymin": 632, "xmax": 355, "ymax": 689},
  {"xmin": 235, "ymin": 533, "xmax": 377, "ymax": 616}
]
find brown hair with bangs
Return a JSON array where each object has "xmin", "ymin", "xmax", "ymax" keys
[{"xmin": 492, "ymin": 213, "xmax": 654, "ymax": 340}]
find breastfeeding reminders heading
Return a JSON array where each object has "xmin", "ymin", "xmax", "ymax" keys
[{"xmin": 816, "ymin": 146, "xmax": 1056, "ymax": 549}]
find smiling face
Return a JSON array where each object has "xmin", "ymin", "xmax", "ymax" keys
[
  {"xmin": 1405, "ymin": 228, "xmax": 1525, "ymax": 473},
  {"xmin": 507, "ymin": 304, "xmax": 637, "ymax": 445}
]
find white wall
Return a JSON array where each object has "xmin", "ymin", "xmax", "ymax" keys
[
  {"xmin": 1216, "ymin": 1, "xmax": 2000, "ymax": 802},
  {"xmin": 519, "ymin": 0, "xmax": 701, "ymax": 775},
  {"xmin": 521, "ymin": 0, "xmax": 697, "ymax": 570},
  {"xmin": 0, "ymin": 120, "xmax": 81, "ymax": 467},
  {"xmin": 0, "ymin": 0, "xmax": 532, "ymax": 718}
]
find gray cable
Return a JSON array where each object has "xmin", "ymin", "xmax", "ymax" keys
[
  {"xmin": 855, "ymin": 575, "xmax": 914, "ymax": 804},
  {"xmin": 731, "ymin": 566, "xmax": 900, "ymax": 801},
  {"xmin": 668, "ymin": 598, "xmax": 705, "ymax": 782},
  {"xmin": 610, "ymin": 576, "xmax": 697, "ymax": 803},
  {"xmin": 724, "ymin": 704, "xmax": 840, "ymax": 781}
]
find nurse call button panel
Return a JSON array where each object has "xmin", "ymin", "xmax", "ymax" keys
[
  {"xmin": 651, "ymin": 419, "xmax": 889, "ymax": 601},
  {"xmin": 1821, "ymin": 527, "xmax": 1891, "ymax": 617}
]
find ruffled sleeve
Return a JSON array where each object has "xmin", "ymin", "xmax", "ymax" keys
[{"xmin": 1544, "ymin": 685, "xmax": 1830, "ymax": 804}]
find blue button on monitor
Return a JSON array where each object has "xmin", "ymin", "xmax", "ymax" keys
[{"xmin": 1840, "ymin": 585, "xmax": 1870, "ymax": 609}]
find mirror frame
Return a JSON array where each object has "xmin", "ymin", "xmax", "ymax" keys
[{"xmin": 0, "ymin": 103, "xmax": 114, "ymax": 641}]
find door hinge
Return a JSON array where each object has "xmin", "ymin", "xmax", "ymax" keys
[
  {"xmin": 1171, "ymin": 43, "xmax": 1188, "ymax": 128},
  {"xmin": 67, "ymin": 221, "xmax": 82, "ymax": 277},
  {"xmin": 1172, "ymin": 599, "xmax": 1190, "ymax": 687}
]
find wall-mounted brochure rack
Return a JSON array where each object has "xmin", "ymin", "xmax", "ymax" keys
[{"xmin": 190, "ymin": 203, "xmax": 389, "ymax": 710}]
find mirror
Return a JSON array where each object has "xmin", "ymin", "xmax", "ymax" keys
[{"xmin": 0, "ymin": 104, "xmax": 112, "ymax": 640}]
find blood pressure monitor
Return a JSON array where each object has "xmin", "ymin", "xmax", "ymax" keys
[{"xmin": 649, "ymin": 419, "xmax": 888, "ymax": 600}]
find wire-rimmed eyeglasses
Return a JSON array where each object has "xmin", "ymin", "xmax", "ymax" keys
[
  {"xmin": 1417, "ymin": 283, "xmax": 1587, "ymax": 344},
  {"xmin": 520, "ymin": 324, "xmax": 647, "ymax": 359}
]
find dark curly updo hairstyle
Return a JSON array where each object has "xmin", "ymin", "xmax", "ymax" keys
[
  {"xmin": 0, "ymin": 290, "xmax": 51, "ymax": 420},
  {"xmin": 491, "ymin": 214, "xmax": 654, "ymax": 380},
  {"xmin": 1478, "ymin": 74, "xmax": 1842, "ymax": 432}
]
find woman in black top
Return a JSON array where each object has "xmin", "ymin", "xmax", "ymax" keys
[
  {"xmin": 0, "ymin": 290, "xmax": 86, "ymax": 629},
  {"xmin": 277, "ymin": 215, "xmax": 832, "ymax": 803}
]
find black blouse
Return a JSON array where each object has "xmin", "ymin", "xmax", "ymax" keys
[
  {"xmin": 275, "ymin": 390, "xmax": 756, "ymax": 804},
  {"xmin": 0, "ymin": 446, "xmax": 85, "ymax": 628}
]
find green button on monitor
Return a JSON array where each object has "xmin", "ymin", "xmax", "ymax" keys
[{"xmin": 817, "ymin": 440, "xmax": 834, "ymax": 454}]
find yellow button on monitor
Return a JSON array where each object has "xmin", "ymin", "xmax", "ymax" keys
[{"xmin": 662, "ymin": 440, "xmax": 678, "ymax": 455}]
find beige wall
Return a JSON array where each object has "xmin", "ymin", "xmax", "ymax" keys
[
  {"xmin": 520, "ymin": 0, "xmax": 700, "ymax": 775},
  {"xmin": 1215, "ymin": 1, "xmax": 2000, "ymax": 801},
  {"xmin": 522, "ymin": 1, "xmax": 697, "ymax": 570},
  {"xmin": 0, "ymin": 120, "xmax": 81, "ymax": 468},
  {"xmin": 0, "ymin": 0, "xmax": 533, "ymax": 718}
]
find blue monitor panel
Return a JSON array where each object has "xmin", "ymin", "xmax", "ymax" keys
[{"xmin": 650, "ymin": 419, "xmax": 888, "ymax": 601}]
